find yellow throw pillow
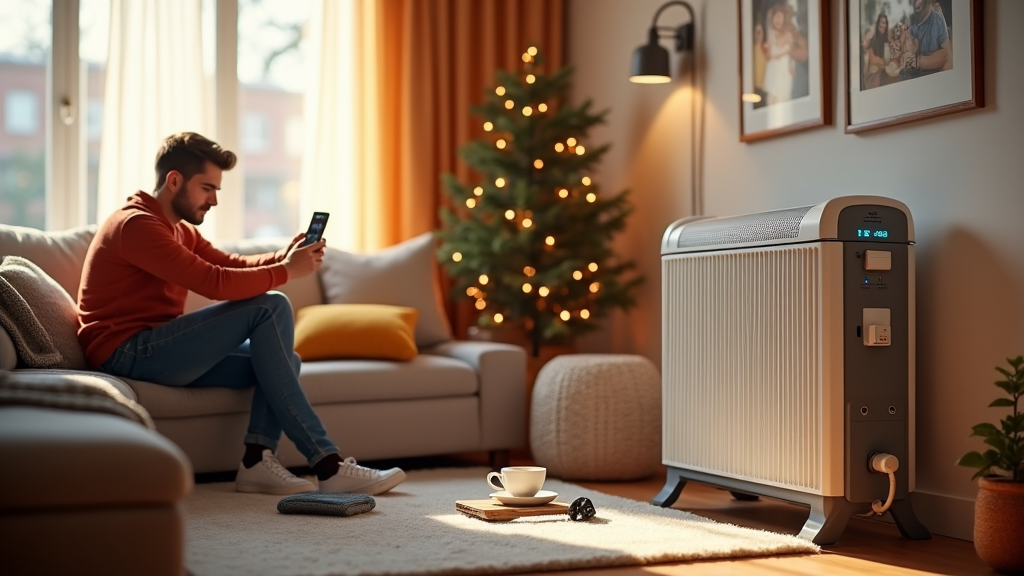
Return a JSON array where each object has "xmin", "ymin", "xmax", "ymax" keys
[{"xmin": 294, "ymin": 304, "xmax": 419, "ymax": 361}]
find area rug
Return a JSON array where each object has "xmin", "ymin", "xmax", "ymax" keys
[{"xmin": 184, "ymin": 466, "xmax": 817, "ymax": 576}]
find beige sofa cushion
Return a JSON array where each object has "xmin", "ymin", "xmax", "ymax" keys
[
  {"xmin": 0, "ymin": 224, "xmax": 96, "ymax": 299},
  {"xmin": 125, "ymin": 354, "xmax": 478, "ymax": 419},
  {"xmin": 0, "ymin": 406, "xmax": 192, "ymax": 511},
  {"xmin": 320, "ymin": 233, "xmax": 452, "ymax": 347}
]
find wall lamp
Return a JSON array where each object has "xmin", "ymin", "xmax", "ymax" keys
[
  {"xmin": 629, "ymin": 1, "xmax": 702, "ymax": 216},
  {"xmin": 630, "ymin": 1, "xmax": 694, "ymax": 84}
]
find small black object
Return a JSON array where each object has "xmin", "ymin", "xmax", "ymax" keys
[
  {"xmin": 568, "ymin": 497, "xmax": 596, "ymax": 521},
  {"xmin": 277, "ymin": 492, "xmax": 375, "ymax": 517}
]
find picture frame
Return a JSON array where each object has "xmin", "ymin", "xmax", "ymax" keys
[
  {"xmin": 738, "ymin": 0, "xmax": 831, "ymax": 142},
  {"xmin": 844, "ymin": 0, "xmax": 983, "ymax": 133}
]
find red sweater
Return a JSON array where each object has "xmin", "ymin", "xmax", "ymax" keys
[{"xmin": 77, "ymin": 192, "xmax": 289, "ymax": 368}]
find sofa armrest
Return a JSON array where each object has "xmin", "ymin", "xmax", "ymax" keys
[{"xmin": 422, "ymin": 340, "xmax": 526, "ymax": 451}]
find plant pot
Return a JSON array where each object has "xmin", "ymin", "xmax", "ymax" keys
[{"xmin": 974, "ymin": 476, "xmax": 1024, "ymax": 573}]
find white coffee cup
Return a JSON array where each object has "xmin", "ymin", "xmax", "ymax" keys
[{"xmin": 486, "ymin": 466, "xmax": 546, "ymax": 497}]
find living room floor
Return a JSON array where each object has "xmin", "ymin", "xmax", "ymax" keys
[
  {"xmin": 471, "ymin": 451, "xmax": 988, "ymax": 576},
  {"xmin": 198, "ymin": 451, "xmax": 990, "ymax": 575}
]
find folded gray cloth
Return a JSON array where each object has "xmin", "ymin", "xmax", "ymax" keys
[
  {"xmin": 277, "ymin": 492, "xmax": 376, "ymax": 517},
  {"xmin": 0, "ymin": 370, "xmax": 154, "ymax": 429}
]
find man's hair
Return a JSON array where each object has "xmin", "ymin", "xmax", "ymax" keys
[{"xmin": 154, "ymin": 132, "xmax": 237, "ymax": 190}]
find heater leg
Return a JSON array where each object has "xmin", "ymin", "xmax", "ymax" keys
[
  {"xmin": 653, "ymin": 467, "xmax": 688, "ymax": 507},
  {"xmin": 888, "ymin": 498, "xmax": 931, "ymax": 540},
  {"xmin": 799, "ymin": 496, "xmax": 860, "ymax": 545}
]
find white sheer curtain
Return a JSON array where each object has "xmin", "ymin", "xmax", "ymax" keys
[
  {"xmin": 300, "ymin": 0, "xmax": 383, "ymax": 252},
  {"xmin": 97, "ymin": 0, "xmax": 210, "ymax": 226}
]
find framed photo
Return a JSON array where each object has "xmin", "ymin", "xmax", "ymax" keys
[
  {"xmin": 739, "ymin": 0, "xmax": 831, "ymax": 142},
  {"xmin": 844, "ymin": 0, "xmax": 983, "ymax": 133}
]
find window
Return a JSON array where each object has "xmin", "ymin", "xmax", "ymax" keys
[
  {"xmin": 242, "ymin": 112, "xmax": 270, "ymax": 154},
  {"xmin": 0, "ymin": 0, "xmax": 50, "ymax": 229},
  {"xmin": 4, "ymin": 91, "xmax": 38, "ymax": 135},
  {"xmin": 238, "ymin": 0, "xmax": 310, "ymax": 238}
]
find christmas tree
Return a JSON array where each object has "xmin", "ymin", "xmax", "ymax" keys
[{"xmin": 436, "ymin": 46, "xmax": 643, "ymax": 356}]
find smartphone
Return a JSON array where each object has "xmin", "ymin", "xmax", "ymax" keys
[{"xmin": 302, "ymin": 212, "xmax": 330, "ymax": 247}]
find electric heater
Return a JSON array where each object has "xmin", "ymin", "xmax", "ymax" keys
[{"xmin": 656, "ymin": 196, "xmax": 930, "ymax": 544}]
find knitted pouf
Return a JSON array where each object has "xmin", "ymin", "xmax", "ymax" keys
[{"xmin": 529, "ymin": 354, "xmax": 661, "ymax": 481}]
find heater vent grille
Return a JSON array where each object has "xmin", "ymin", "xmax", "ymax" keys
[
  {"xmin": 662, "ymin": 244, "xmax": 822, "ymax": 492},
  {"xmin": 676, "ymin": 206, "xmax": 814, "ymax": 249}
]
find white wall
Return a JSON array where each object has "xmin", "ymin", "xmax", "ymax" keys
[{"xmin": 568, "ymin": 0, "xmax": 1024, "ymax": 541}]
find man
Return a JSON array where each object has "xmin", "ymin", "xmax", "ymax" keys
[
  {"xmin": 900, "ymin": 0, "xmax": 951, "ymax": 80},
  {"xmin": 78, "ymin": 132, "xmax": 405, "ymax": 496}
]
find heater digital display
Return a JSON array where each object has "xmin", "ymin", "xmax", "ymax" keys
[{"xmin": 857, "ymin": 229, "xmax": 889, "ymax": 238}]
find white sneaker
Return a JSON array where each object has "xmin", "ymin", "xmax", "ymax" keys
[
  {"xmin": 318, "ymin": 457, "xmax": 406, "ymax": 495},
  {"xmin": 236, "ymin": 449, "xmax": 316, "ymax": 495}
]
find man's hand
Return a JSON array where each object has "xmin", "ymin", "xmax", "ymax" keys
[
  {"xmin": 275, "ymin": 233, "xmax": 307, "ymax": 262},
  {"xmin": 282, "ymin": 239, "xmax": 326, "ymax": 280}
]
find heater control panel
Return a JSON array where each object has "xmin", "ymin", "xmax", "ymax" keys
[{"xmin": 840, "ymin": 205, "xmax": 912, "ymax": 504}]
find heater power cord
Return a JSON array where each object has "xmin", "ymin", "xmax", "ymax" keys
[{"xmin": 857, "ymin": 452, "xmax": 899, "ymax": 517}]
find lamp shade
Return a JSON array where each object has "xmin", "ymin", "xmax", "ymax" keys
[{"xmin": 630, "ymin": 28, "xmax": 671, "ymax": 83}]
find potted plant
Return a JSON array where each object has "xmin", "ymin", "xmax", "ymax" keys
[{"xmin": 956, "ymin": 355, "xmax": 1024, "ymax": 573}]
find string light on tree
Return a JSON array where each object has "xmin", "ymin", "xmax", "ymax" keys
[
  {"xmin": 437, "ymin": 46, "xmax": 643, "ymax": 352},
  {"xmin": 590, "ymin": 282, "xmax": 600, "ymax": 293}
]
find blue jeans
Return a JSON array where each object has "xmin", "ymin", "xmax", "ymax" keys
[{"xmin": 100, "ymin": 291, "xmax": 339, "ymax": 467}]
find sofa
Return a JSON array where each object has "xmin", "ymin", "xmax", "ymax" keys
[
  {"xmin": 0, "ymin": 369, "xmax": 192, "ymax": 576},
  {"xmin": 0, "ymin": 223, "xmax": 527, "ymax": 474}
]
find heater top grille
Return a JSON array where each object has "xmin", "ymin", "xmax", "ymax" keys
[{"xmin": 675, "ymin": 206, "xmax": 814, "ymax": 249}]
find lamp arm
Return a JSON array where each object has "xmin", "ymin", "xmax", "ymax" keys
[{"xmin": 650, "ymin": 0, "xmax": 694, "ymax": 29}]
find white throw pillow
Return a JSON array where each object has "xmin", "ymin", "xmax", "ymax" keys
[{"xmin": 319, "ymin": 233, "xmax": 452, "ymax": 347}]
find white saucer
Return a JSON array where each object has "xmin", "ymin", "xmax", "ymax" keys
[{"xmin": 489, "ymin": 490, "xmax": 558, "ymax": 507}]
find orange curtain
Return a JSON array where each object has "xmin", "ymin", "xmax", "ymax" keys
[{"xmin": 371, "ymin": 0, "xmax": 565, "ymax": 336}]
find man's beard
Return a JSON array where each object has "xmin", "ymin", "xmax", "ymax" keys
[{"xmin": 171, "ymin": 186, "xmax": 209, "ymax": 225}]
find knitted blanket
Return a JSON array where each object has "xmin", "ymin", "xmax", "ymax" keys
[
  {"xmin": 0, "ymin": 370, "xmax": 154, "ymax": 429},
  {"xmin": 0, "ymin": 255, "xmax": 87, "ymax": 369}
]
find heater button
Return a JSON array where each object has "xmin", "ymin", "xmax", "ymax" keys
[{"xmin": 864, "ymin": 250, "xmax": 892, "ymax": 271}]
